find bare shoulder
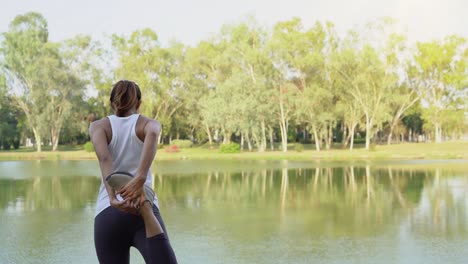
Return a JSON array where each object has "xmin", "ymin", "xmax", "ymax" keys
[
  {"xmin": 89, "ymin": 117, "xmax": 110, "ymax": 134},
  {"xmin": 139, "ymin": 115, "xmax": 161, "ymax": 133}
]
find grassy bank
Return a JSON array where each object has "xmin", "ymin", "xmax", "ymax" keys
[{"xmin": 0, "ymin": 141, "xmax": 467, "ymax": 161}]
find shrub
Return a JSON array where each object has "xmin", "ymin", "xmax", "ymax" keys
[
  {"xmin": 294, "ymin": 143, "xmax": 304, "ymax": 152},
  {"xmin": 220, "ymin": 143, "xmax": 240, "ymax": 153},
  {"xmin": 164, "ymin": 145, "xmax": 180, "ymax": 153},
  {"xmin": 170, "ymin": 139, "xmax": 193, "ymax": 148},
  {"xmin": 83, "ymin": 141, "xmax": 94, "ymax": 152}
]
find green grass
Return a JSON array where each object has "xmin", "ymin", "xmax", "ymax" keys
[{"xmin": 0, "ymin": 141, "xmax": 467, "ymax": 161}]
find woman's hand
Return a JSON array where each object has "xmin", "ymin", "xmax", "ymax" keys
[
  {"xmin": 117, "ymin": 176, "xmax": 146, "ymax": 202},
  {"xmin": 110, "ymin": 197, "xmax": 140, "ymax": 215}
]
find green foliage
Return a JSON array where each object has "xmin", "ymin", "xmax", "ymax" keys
[
  {"xmin": 287, "ymin": 129, "xmax": 297, "ymax": 142},
  {"xmin": 294, "ymin": 143, "xmax": 304, "ymax": 152},
  {"xmin": 170, "ymin": 139, "xmax": 193, "ymax": 148},
  {"xmin": 1, "ymin": 12, "xmax": 86, "ymax": 152},
  {"xmin": 0, "ymin": 84, "xmax": 22, "ymax": 150},
  {"xmin": 83, "ymin": 141, "xmax": 94, "ymax": 152},
  {"xmin": 220, "ymin": 143, "xmax": 241, "ymax": 153},
  {"xmin": 0, "ymin": 13, "xmax": 467, "ymax": 152},
  {"xmin": 411, "ymin": 36, "xmax": 468, "ymax": 143}
]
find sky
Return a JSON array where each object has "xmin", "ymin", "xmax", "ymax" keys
[{"xmin": 0, "ymin": 0, "xmax": 466, "ymax": 46}]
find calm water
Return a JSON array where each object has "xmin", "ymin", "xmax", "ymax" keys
[{"xmin": 0, "ymin": 160, "xmax": 468, "ymax": 264}]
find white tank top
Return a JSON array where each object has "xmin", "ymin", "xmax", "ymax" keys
[{"xmin": 95, "ymin": 114, "xmax": 159, "ymax": 216}]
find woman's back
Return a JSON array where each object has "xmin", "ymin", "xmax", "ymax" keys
[
  {"xmin": 95, "ymin": 114, "xmax": 159, "ymax": 216},
  {"xmin": 108, "ymin": 114, "xmax": 144, "ymax": 174}
]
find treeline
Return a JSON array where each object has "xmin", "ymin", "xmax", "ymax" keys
[{"xmin": 0, "ymin": 13, "xmax": 467, "ymax": 152}]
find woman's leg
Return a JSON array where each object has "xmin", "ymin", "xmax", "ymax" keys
[
  {"xmin": 133, "ymin": 204, "xmax": 177, "ymax": 264},
  {"xmin": 94, "ymin": 207, "xmax": 135, "ymax": 264}
]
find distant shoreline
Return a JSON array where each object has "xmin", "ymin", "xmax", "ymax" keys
[{"xmin": 0, "ymin": 141, "xmax": 467, "ymax": 161}]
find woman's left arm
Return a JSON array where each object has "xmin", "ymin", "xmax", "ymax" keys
[
  {"xmin": 89, "ymin": 121, "xmax": 115, "ymax": 196},
  {"xmin": 90, "ymin": 120, "xmax": 139, "ymax": 214}
]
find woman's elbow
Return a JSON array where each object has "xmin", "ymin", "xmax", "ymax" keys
[{"xmin": 98, "ymin": 154, "xmax": 112, "ymax": 164}]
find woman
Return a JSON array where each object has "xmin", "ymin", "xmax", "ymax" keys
[{"xmin": 89, "ymin": 80, "xmax": 177, "ymax": 264}]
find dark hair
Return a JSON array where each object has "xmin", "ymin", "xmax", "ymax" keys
[{"xmin": 110, "ymin": 80, "xmax": 142, "ymax": 117}]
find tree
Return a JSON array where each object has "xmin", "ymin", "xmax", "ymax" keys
[
  {"xmin": 269, "ymin": 18, "xmax": 317, "ymax": 152},
  {"xmin": 1, "ymin": 12, "xmax": 50, "ymax": 152},
  {"xmin": 410, "ymin": 36, "xmax": 467, "ymax": 143},
  {"xmin": 179, "ymin": 42, "xmax": 217, "ymax": 145},
  {"xmin": 332, "ymin": 19, "xmax": 406, "ymax": 150},
  {"xmin": 112, "ymin": 29, "xmax": 185, "ymax": 143},
  {"xmin": 219, "ymin": 19, "xmax": 276, "ymax": 151},
  {"xmin": 0, "ymin": 74, "xmax": 22, "ymax": 149},
  {"xmin": 42, "ymin": 45, "xmax": 84, "ymax": 151},
  {"xmin": 1, "ymin": 13, "xmax": 86, "ymax": 151}
]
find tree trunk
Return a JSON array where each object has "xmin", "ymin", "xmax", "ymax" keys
[
  {"xmin": 246, "ymin": 132, "xmax": 252, "ymax": 152},
  {"xmin": 349, "ymin": 123, "xmax": 356, "ymax": 150},
  {"xmin": 222, "ymin": 125, "xmax": 230, "ymax": 144},
  {"xmin": 240, "ymin": 132, "xmax": 244, "ymax": 151},
  {"xmin": 33, "ymin": 128, "xmax": 42, "ymax": 152},
  {"xmin": 435, "ymin": 122, "xmax": 442, "ymax": 143},
  {"xmin": 279, "ymin": 120, "xmax": 287, "ymax": 153},
  {"xmin": 279, "ymin": 113, "xmax": 288, "ymax": 153},
  {"xmin": 387, "ymin": 118, "xmax": 399, "ymax": 145},
  {"xmin": 205, "ymin": 123, "xmax": 213, "ymax": 146},
  {"xmin": 268, "ymin": 126, "xmax": 274, "ymax": 151},
  {"xmin": 365, "ymin": 126, "xmax": 371, "ymax": 150},
  {"xmin": 325, "ymin": 122, "xmax": 332, "ymax": 150},
  {"xmin": 51, "ymin": 127, "xmax": 60, "ymax": 151},
  {"xmin": 157, "ymin": 127, "xmax": 163, "ymax": 145},
  {"xmin": 252, "ymin": 132, "xmax": 261, "ymax": 152},
  {"xmin": 260, "ymin": 120, "xmax": 267, "ymax": 152},
  {"xmin": 223, "ymin": 133, "xmax": 231, "ymax": 144},
  {"xmin": 214, "ymin": 129, "xmax": 219, "ymax": 143},
  {"xmin": 342, "ymin": 122, "xmax": 348, "ymax": 148},
  {"xmin": 51, "ymin": 112, "xmax": 64, "ymax": 151},
  {"xmin": 312, "ymin": 124, "xmax": 320, "ymax": 151},
  {"xmin": 387, "ymin": 127, "xmax": 394, "ymax": 145},
  {"xmin": 365, "ymin": 114, "xmax": 372, "ymax": 150}
]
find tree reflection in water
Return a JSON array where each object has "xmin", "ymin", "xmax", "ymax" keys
[
  {"xmin": 154, "ymin": 165, "xmax": 467, "ymax": 238},
  {"xmin": 0, "ymin": 176, "xmax": 100, "ymax": 212},
  {"xmin": 0, "ymin": 164, "xmax": 466, "ymax": 238}
]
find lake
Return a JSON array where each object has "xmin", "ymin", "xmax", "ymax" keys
[{"xmin": 0, "ymin": 160, "xmax": 467, "ymax": 264}]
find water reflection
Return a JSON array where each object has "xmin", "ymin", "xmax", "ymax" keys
[
  {"xmin": 0, "ymin": 176, "xmax": 100, "ymax": 212},
  {"xmin": 1, "ymin": 164, "xmax": 466, "ymax": 237},
  {"xmin": 1, "ymin": 162, "xmax": 468, "ymax": 263},
  {"xmin": 154, "ymin": 165, "xmax": 468, "ymax": 239}
]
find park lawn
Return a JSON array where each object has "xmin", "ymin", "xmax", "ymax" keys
[{"xmin": 0, "ymin": 141, "xmax": 466, "ymax": 161}]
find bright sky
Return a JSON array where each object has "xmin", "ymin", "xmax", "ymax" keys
[{"xmin": 0, "ymin": 0, "xmax": 466, "ymax": 45}]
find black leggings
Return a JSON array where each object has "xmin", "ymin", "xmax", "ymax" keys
[{"xmin": 94, "ymin": 205, "xmax": 177, "ymax": 264}]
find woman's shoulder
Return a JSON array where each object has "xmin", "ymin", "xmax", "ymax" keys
[
  {"xmin": 137, "ymin": 115, "xmax": 161, "ymax": 132},
  {"xmin": 90, "ymin": 117, "xmax": 111, "ymax": 127},
  {"xmin": 88, "ymin": 117, "xmax": 112, "ymax": 140},
  {"xmin": 138, "ymin": 115, "xmax": 160, "ymax": 124},
  {"xmin": 89, "ymin": 117, "xmax": 111, "ymax": 132}
]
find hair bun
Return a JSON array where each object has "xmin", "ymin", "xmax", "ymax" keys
[{"xmin": 110, "ymin": 80, "xmax": 142, "ymax": 116}]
